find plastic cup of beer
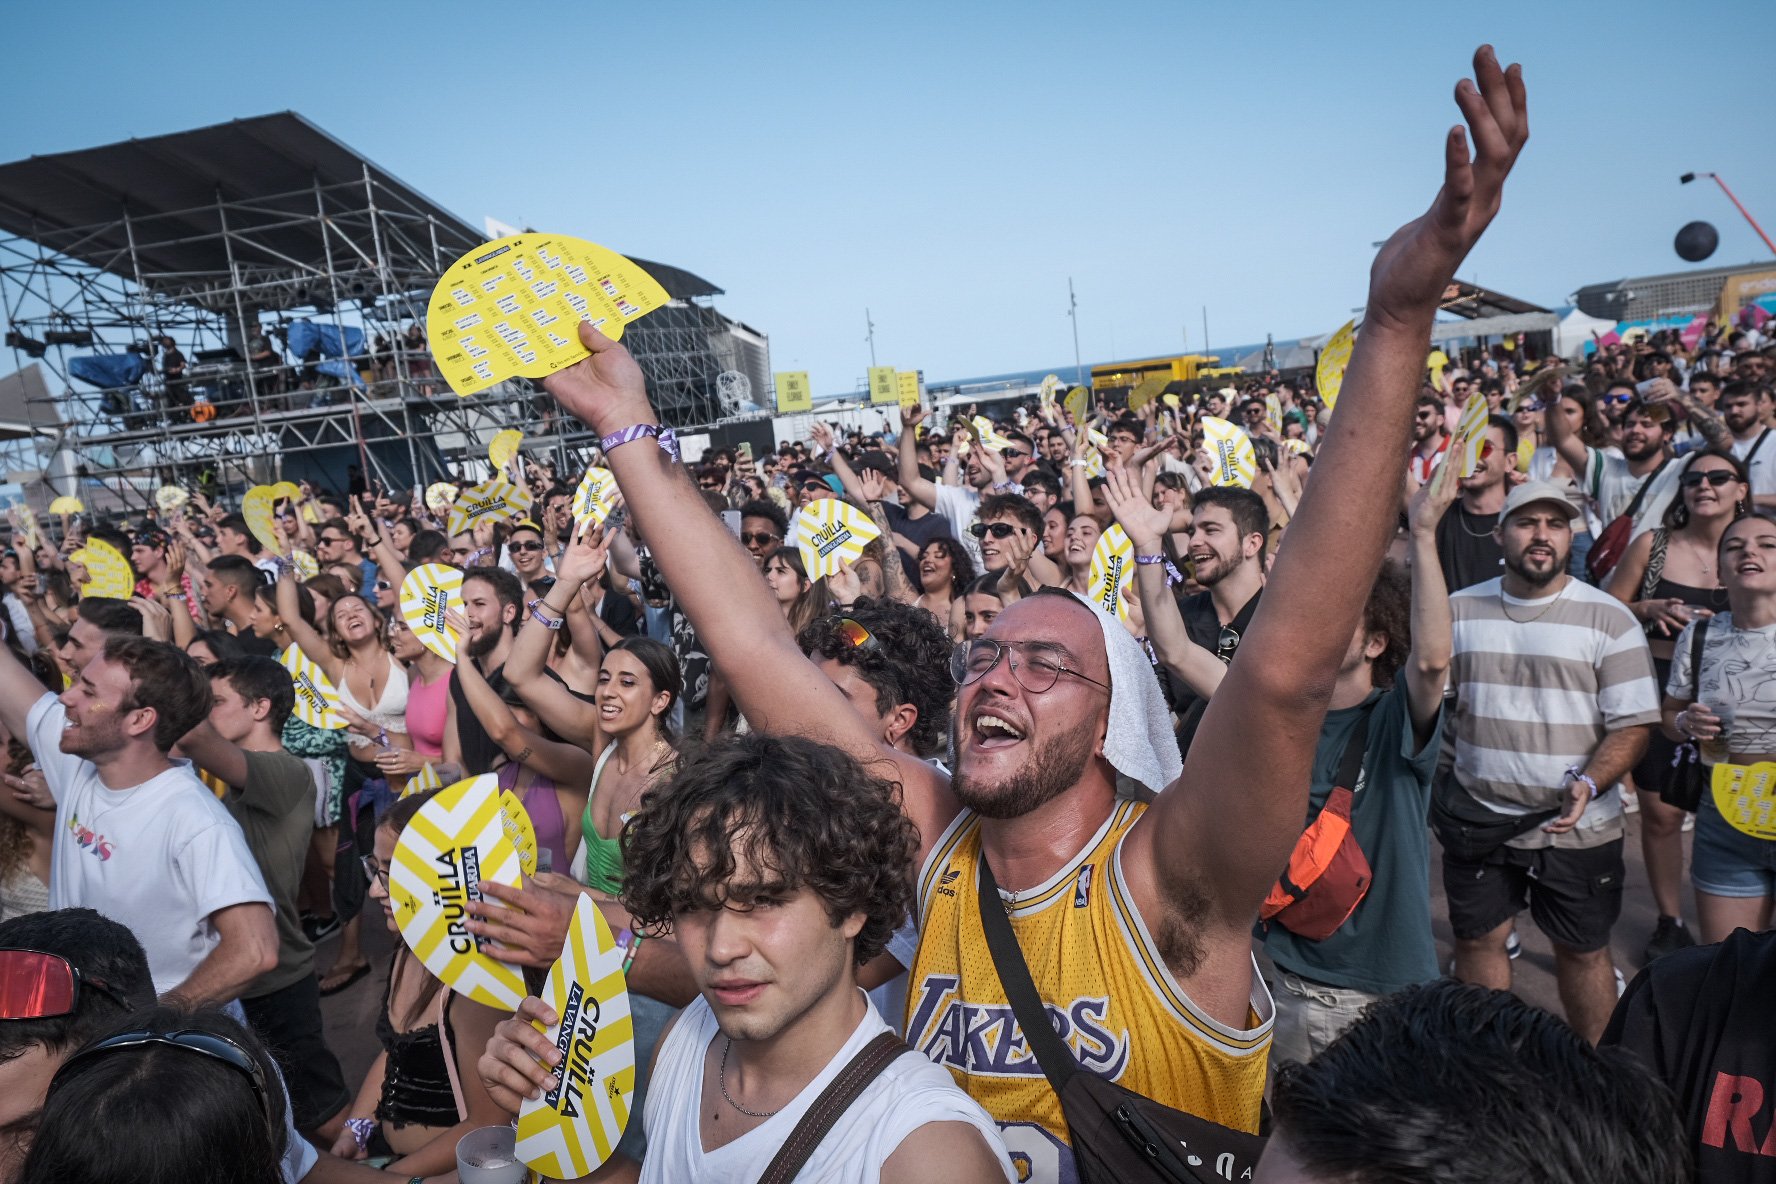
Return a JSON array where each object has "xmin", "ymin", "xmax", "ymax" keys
[{"xmin": 457, "ymin": 1125, "xmax": 526, "ymax": 1184}]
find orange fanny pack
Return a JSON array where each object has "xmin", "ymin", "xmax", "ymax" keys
[{"xmin": 1261, "ymin": 703, "xmax": 1375, "ymax": 942}]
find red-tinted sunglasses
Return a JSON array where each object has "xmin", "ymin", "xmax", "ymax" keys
[
  {"xmin": 0, "ymin": 948, "xmax": 131, "ymax": 1020},
  {"xmin": 833, "ymin": 617, "xmax": 880, "ymax": 655}
]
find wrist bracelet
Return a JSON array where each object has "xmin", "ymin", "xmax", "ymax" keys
[
  {"xmin": 600, "ymin": 423, "xmax": 681, "ymax": 463},
  {"xmin": 526, "ymin": 599, "xmax": 565, "ymax": 630},
  {"xmin": 1564, "ymin": 766, "xmax": 1601, "ymax": 800},
  {"xmin": 344, "ymin": 1116, "xmax": 377, "ymax": 1152},
  {"xmin": 467, "ymin": 547, "xmax": 493, "ymax": 566},
  {"xmin": 622, "ymin": 932, "xmax": 645, "ymax": 974},
  {"xmin": 1133, "ymin": 553, "xmax": 1165, "ymax": 566},
  {"xmin": 366, "ymin": 536, "xmax": 383, "ymax": 547}
]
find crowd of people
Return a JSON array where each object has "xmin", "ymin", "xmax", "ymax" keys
[{"xmin": 0, "ymin": 45, "xmax": 1772, "ymax": 1184}]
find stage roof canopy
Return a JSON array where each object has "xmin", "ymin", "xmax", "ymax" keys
[{"xmin": 0, "ymin": 113, "xmax": 721, "ymax": 300}]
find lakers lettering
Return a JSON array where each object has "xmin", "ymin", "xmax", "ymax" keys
[{"xmin": 906, "ymin": 975, "xmax": 1129, "ymax": 1080}]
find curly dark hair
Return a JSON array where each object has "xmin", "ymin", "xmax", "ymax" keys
[
  {"xmin": 620, "ymin": 732, "xmax": 918, "ymax": 966},
  {"xmin": 1364, "ymin": 559, "xmax": 1412, "ymax": 689},
  {"xmin": 797, "ymin": 596, "xmax": 955, "ymax": 757},
  {"xmin": 918, "ymin": 535, "xmax": 976, "ymax": 598}
]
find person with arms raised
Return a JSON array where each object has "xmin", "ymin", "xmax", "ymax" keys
[
  {"xmin": 0, "ymin": 632, "xmax": 276, "ymax": 1006},
  {"xmin": 536, "ymin": 46, "xmax": 1526, "ymax": 1179}
]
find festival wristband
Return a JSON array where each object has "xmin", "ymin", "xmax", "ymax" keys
[
  {"xmin": 600, "ymin": 423, "xmax": 681, "ymax": 463},
  {"xmin": 526, "ymin": 599, "xmax": 565, "ymax": 630},
  {"xmin": 1564, "ymin": 766, "xmax": 1600, "ymax": 800},
  {"xmin": 1133, "ymin": 553, "xmax": 1166, "ymax": 566},
  {"xmin": 344, "ymin": 1117, "xmax": 377, "ymax": 1152}
]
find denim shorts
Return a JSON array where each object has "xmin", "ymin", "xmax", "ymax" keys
[{"xmin": 1692, "ymin": 795, "xmax": 1776, "ymax": 898}]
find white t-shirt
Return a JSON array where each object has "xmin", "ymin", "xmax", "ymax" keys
[
  {"xmin": 1732, "ymin": 429, "xmax": 1776, "ymax": 497},
  {"xmin": 28, "ymin": 694, "xmax": 273, "ymax": 996},
  {"xmin": 934, "ymin": 483, "xmax": 985, "ymax": 567},
  {"xmin": 641, "ymin": 991, "xmax": 1015, "ymax": 1184}
]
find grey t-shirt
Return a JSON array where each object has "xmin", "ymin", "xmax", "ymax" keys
[
  {"xmin": 1259, "ymin": 674, "xmax": 1445, "ymax": 995},
  {"xmin": 223, "ymin": 748, "xmax": 317, "ymax": 997}
]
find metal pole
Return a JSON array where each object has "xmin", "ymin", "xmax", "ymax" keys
[
  {"xmin": 865, "ymin": 308, "xmax": 876, "ymax": 369},
  {"xmin": 361, "ymin": 163, "xmax": 421, "ymax": 487},
  {"xmin": 1068, "ymin": 278, "xmax": 1083, "ymax": 388},
  {"xmin": 315, "ymin": 177, "xmax": 375, "ymax": 486},
  {"xmin": 217, "ymin": 192, "xmax": 274, "ymax": 486},
  {"xmin": 1202, "ymin": 306, "xmax": 1210, "ymax": 357},
  {"xmin": 1710, "ymin": 174, "xmax": 1776, "ymax": 258}
]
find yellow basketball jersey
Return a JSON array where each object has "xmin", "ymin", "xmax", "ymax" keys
[{"xmin": 906, "ymin": 801, "xmax": 1272, "ymax": 1184}]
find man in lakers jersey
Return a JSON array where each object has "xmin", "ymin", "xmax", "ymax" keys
[{"xmin": 540, "ymin": 43, "xmax": 1529, "ymax": 1184}]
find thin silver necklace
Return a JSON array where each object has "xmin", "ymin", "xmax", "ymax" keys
[
  {"xmin": 1455, "ymin": 503, "xmax": 1497, "ymax": 539},
  {"xmin": 719, "ymin": 1038, "xmax": 779, "ymax": 1118}
]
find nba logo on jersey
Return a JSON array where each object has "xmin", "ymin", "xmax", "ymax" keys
[{"xmin": 1073, "ymin": 866, "xmax": 1093, "ymax": 909}]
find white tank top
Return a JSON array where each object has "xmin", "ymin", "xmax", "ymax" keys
[{"xmin": 640, "ymin": 991, "xmax": 1015, "ymax": 1184}]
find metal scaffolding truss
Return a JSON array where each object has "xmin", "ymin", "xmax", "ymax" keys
[{"xmin": 0, "ymin": 113, "xmax": 752, "ymax": 508}]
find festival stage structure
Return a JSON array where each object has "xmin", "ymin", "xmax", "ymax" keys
[{"xmin": 0, "ymin": 114, "xmax": 761, "ymax": 507}]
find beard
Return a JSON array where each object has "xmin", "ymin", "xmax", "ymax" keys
[
  {"xmin": 951, "ymin": 712, "xmax": 1097, "ymax": 820},
  {"xmin": 467, "ymin": 623, "xmax": 503, "ymax": 658},
  {"xmin": 1190, "ymin": 544, "xmax": 1240, "ymax": 587},
  {"xmin": 1504, "ymin": 546, "xmax": 1565, "ymax": 589}
]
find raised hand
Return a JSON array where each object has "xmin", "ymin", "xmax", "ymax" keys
[
  {"xmin": 539, "ymin": 321, "xmax": 652, "ymax": 437},
  {"xmin": 1408, "ymin": 435, "xmax": 1463, "ymax": 536},
  {"xmin": 809, "ymin": 421, "xmax": 835, "ymax": 454},
  {"xmin": 1367, "ymin": 45, "xmax": 1528, "ymax": 331},
  {"xmin": 856, "ymin": 466, "xmax": 890, "ymax": 503},
  {"xmin": 900, "ymin": 401, "xmax": 927, "ymax": 432},
  {"xmin": 554, "ymin": 518, "xmax": 610, "ymax": 588},
  {"xmin": 828, "ymin": 560, "xmax": 864, "ymax": 606},
  {"xmin": 1103, "ymin": 465, "xmax": 1174, "ymax": 550}
]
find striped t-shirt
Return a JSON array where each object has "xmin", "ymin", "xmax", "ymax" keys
[{"xmin": 1449, "ymin": 576, "xmax": 1660, "ymax": 851}]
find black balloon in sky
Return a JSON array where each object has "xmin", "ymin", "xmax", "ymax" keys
[{"xmin": 1676, "ymin": 220, "xmax": 1719, "ymax": 263}]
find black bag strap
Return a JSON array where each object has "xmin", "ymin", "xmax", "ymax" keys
[
  {"xmin": 1747, "ymin": 429, "xmax": 1771, "ymax": 469},
  {"xmin": 1622, "ymin": 457, "xmax": 1672, "ymax": 521},
  {"xmin": 1684, "ymin": 615, "xmax": 1711, "ymax": 705},
  {"xmin": 1334, "ymin": 700, "xmax": 1377, "ymax": 796},
  {"xmin": 754, "ymin": 1030, "xmax": 910, "ymax": 1184},
  {"xmin": 976, "ymin": 852, "xmax": 1079, "ymax": 1097}
]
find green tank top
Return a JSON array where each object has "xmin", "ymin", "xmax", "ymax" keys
[{"xmin": 579, "ymin": 745, "xmax": 625, "ymax": 896}]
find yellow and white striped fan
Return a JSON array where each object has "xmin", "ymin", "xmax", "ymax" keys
[
  {"xmin": 401, "ymin": 762, "xmax": 444, "ymax": 799},
  {"xmin": 793, "ymin": 498, "xmax": 880, "ymax": 580},
  {"xmin": 972, "ymin": 416, "xmax": 1015, "ymax": 452},
  {"xmin": 448, "ymin": 477, "xmax": 532, "ymax": 539},
  {"xmin": 13, "ymin": 503, "xmax": 38, "ymax": 552},
  {"xmin": 1200, "ymin": 417, "xmax": 1257, "ymax": 489},
  {"xmin": 1265, "ymin": 394, "xmax": 1284, "ymax": 434},
  {"xmin": 515, "ymin": 894, "xmax": 636, "ymax": 1179},
  {"xmin": 425, "ymin": 482, "xmax": 459, "ymax": 512},
  {"xmin": 571, "ymin": 466, "xmax": 617, "ymax": 527},
  {"xmin": 280, "ymin": 646, "xmax": 347, "ymax": 729},
  {"xmin": 389, "ymin": 775, "xmax": 533, "ymax": 1010},
  {"xmin": 1086, "ymin": 525, "xmax": 1135, "ymax": 621},
  {"xmin": 1316, "ymin": 320, "xmax": 1357, "ymax": 410},
  {"xmin": 1457, "ymin": 392, "xmax": 1489, "ymax": 477},
  {"xmin": 400, "ymin": 563, "xmax": 463, "ymax": 664},
  {"xmin": 290, "ymin": 549, "xmax": 319, "ymax": 580}
]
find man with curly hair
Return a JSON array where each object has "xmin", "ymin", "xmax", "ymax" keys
[{"xmin": 477, "ymin": 732, "xmax": 1015, "ymax": 1182}]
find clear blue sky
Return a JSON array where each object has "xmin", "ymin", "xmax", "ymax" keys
[{"xmin": 6, "ymin": 0, "xmax": 1773, "ymax": 395}]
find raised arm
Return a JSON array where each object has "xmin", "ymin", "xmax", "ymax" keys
[
  {"xmin": 0, "ymin": 620, "xmax": 49, "ymax": 741},
  {"xmin": 542, "ymin": 326, "xmax": 957, "ymax": 851},
  {"xmin": 896, "ymin": 404, "xmax": 940, "ymax": 510},
  {"xmin": 274, "ymin": 567, "xmax": 344, "ymax": 682},
  {"xmin": 175, "ymin": 718, "xmax": 251, "ymax": 789},
  {"xmin": 1129, "ymin": 45, "xmax": 1529, "ymax": 934},
  {"xmin": 1104, "ymin": 466, "xmax": 1226, "ymax": 698},
  {"xmin": 505, "ymin": 523, "xmax": 610, "ymax": 745},
  {"xmin": 1540, "ymin": 376, "xmax": 1591, "ymax": 477},
  {"xmin": 1404, "ymin": 455, "xmax": 1458, "ymax": 739}
]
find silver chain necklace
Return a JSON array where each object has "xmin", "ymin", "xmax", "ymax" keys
[{"xmin": 719, "ymin": 1038, "xmax": 779, "ymax": 1118}]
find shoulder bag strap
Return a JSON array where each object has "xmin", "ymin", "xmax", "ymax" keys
[
  {"xmin": 1747, "ymin": 429, "xmax": 1771, "ymax": 468},
  {"xmin": 976, "ymin": 853, "xmax": 1079, "ymax": 1096},
  {"xmin": 1622, "ymin": 457, "xmax": 1672, "ymax": 521},
  {"xmin": 1335, "ymin": 701, "xmax": 1377, "ymax": 795},
  {"xmin": 754, "ymin": 1031, "xmax": 911, "ymax": 1184},
  {"xmin": 1685, "ymin": 616, "xmax": 1710, "ymax": 705}
]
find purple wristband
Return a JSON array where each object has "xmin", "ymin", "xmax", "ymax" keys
[{"xmin": 600, "ymin": 423, "xmax": 680, "ymax": 462}]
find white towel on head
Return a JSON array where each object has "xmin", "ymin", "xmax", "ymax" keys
[{"xmin": 1061, "ymin": 590, "xmax": 1183, "ymax": 795}]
